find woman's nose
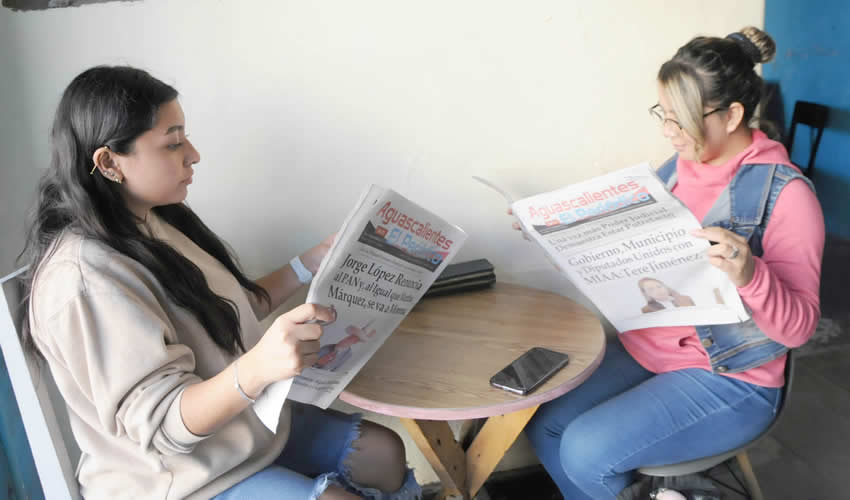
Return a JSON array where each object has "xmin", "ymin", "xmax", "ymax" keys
[
  {"xmin": 662, "ymin": 121, "xmax": 679, "ymax": 139},
  {"xmin": 185, "ymin": 139, "xmax": 201, "ymax": 165}
]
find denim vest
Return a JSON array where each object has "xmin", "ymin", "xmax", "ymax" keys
[{"xmin": 656, "ymin": 155, "xmax": 815, "ymax": 374}]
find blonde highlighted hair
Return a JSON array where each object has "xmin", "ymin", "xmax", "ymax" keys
[{"xmin": 658, "ymin": 26, "xmax": 776, "ymax": 149}]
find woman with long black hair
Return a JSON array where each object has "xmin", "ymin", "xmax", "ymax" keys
[{"xmin": 20, "ymin": 66, "xmax": 421, "ymax": 500}]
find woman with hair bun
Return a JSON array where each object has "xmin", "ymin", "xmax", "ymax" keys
[{"xmin": 516, "ymin": 27, "xmax": 824, "ymax": 499}]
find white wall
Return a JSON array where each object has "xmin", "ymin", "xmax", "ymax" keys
[
  {"xmin": 0, "ymin": 0, "xmax": 765, "ymax": 484},
  {"xmin": 0, "ymin": 1, "xmax": 764, "ymax": 290},
  {"xmin": 0, "ymin": 5, "xmax": 37, "ymax": 275}
]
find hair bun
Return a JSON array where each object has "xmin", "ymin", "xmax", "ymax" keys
[{"xmin": 732, "ymin": 26, "xmax": 776, "ymax": 64}]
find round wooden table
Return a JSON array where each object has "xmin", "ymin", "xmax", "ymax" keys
[{"xmin": 340, "ymin": 282, "xmax": 606, "ymax": 499}]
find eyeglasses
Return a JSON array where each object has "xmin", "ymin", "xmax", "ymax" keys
[{"xmin": 648, "ymin": 104, "xmax": 727, "ymax": 132}]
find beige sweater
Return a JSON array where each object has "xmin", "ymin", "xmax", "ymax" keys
[{"xmin": 29, "ymin": 214, "xmax": 290, "ymax": 500}]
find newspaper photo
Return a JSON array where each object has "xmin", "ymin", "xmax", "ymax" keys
[
  {"xmin": 254, "ymin": 185, "xmax": 467, "ymax": 430},
  {"xmin": 477, "ymin": 162, "xmax": 749, "ymax": 334}
]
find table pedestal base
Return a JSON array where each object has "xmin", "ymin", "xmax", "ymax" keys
[{"xmin": 401, "ymin": 405, "xmax": 539, "ymax": 499}]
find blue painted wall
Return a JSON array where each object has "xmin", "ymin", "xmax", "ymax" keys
[
  {"xmin": 764, "ymin": 0, "xmax": 850, "ymax": 237},
  {"xmin": 0, "ymin": 350, "xmax": 44, "ymax": 500}
]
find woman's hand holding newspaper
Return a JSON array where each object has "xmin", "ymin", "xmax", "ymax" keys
[
  {"xmin": 506, "ymin": 207, "xmax": 532, "ymax": 241},
  {"xmin": 691, "ymin": 227, "xmax": 755, "ymax": 287},
  {"xmin": 506, "ymin": 207, "xmax": 564, "ymax": 272},
  {"xmin": 241, "ymin": 303, "xmax": 335, "ymax": 396}
]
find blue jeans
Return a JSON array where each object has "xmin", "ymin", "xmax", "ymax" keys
[
  {"xmin": 213, "ymin": 403, "xmax": 421, "ymax": 499},
  {"xmin": 524, "ymin": 338, "xmax": 781, "ymax": 499}
]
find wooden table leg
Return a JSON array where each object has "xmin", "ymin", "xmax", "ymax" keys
[
  {"xmin": 402, "ymin": 406, "xmax": 539, "ymax": 499},
  {"xmin": 401, "ymin": 418, "xmax": 468, "ymax": 500},
  {"xmin": 465, "ymin": 405, "xmax": 539, "ymax": 497}
]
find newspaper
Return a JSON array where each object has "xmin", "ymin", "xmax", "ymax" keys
[
  {"xmin": 254, "ymin": 185, "xmax": 467, "ymax": 430},
  {"xmin": 476, "ymin": 162, "xmax": 749, "ymax": 333}
]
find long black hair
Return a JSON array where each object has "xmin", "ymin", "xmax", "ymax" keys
[{"xmin": 19, "ymin": 66, "xmax": 269, "ymax": 356}]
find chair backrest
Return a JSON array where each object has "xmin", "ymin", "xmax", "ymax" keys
[
  {"xmin": 786, "ymin": 100, "xmax": 830, "ymax": 177},
  {"xmin": 780, "ymin": 348, "xmax": 795, "ymax": 413},
  {"xmin": 0, "ymin": 268, "xmax": 81, "ymax": 499},
  {"xmin": 751, "ymin": 348, "xmax": 795, "ymax": 441}
]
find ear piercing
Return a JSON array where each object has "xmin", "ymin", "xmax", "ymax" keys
[{"xmin": 95, "ymin": 169, "xmax": 123, "ymax": 184}]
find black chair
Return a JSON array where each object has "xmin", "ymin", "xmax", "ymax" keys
[{"xmin": 785, "ymin": 100, "xmax": 830, "ymax": 178}]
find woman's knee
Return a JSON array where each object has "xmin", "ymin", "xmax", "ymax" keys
[
  {"xmin": 525, "ymin": 391, "xmax": 584, "ymax": 448},
  {"xmin": 344, "ymin": 421, "xmax": 407, "ymax": 492},
  {"xmin": 318, "ymin": 484, "xmax": 364, "ymax": 500},
  {"xmin": 559, "ymin": 415, "xmax": 620, "ymax": 493},
  {"xmin": 524, "ymin": 406, "xmax": 564, "ymax": 457}
]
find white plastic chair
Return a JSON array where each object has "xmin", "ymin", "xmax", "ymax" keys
[{"xmin": 0, "ymin": 268, "xmax": 81, "ymax": 499}]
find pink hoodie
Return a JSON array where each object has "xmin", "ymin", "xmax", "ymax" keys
[{"xmin": 619, "ymin": 130, "xmax": 824, "ymax": 387}]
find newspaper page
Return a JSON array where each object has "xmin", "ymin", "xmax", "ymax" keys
[
  {"xmin": 254, "ymin": 185, "xmax": 467, "ymax": 430},
  {"xmin": 479, "ymin": 162, "xmax": 749, "ymax": 333}
]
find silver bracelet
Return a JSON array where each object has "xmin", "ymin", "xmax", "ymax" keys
[{"xmin": 233, "ymin": 359, "xmax": 256, "ymax": 404}]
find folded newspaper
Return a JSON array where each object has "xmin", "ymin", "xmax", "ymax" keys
[
  {"xmin": 254, "ymin": 185, "xmax": 467, "ymax": 430},
  {"xmin": 476, "ymin": 162, "xmax": 749, "ymax": 334}
]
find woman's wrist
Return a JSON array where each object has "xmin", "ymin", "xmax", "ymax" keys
[
  {"xmin": 298, "ymin": 247, "xmax": 323, "ymax": 275},
  {"xmin": 235, "ymin": 351, "xmax": 268, "ymax": 400}
]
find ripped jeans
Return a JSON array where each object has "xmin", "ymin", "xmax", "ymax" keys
[{"xmin": 212, "ymin": 403, "xmax": 421, "ymax": 500}]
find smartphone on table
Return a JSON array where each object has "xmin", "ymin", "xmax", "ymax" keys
[{"xmin": 489, "ymin": 347, "xmax": 570, "ymax": 395}]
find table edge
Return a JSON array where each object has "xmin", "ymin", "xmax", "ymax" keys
[{"xmin": 339, "ymin": 340, "xmax": 607, "ymax": 420}]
